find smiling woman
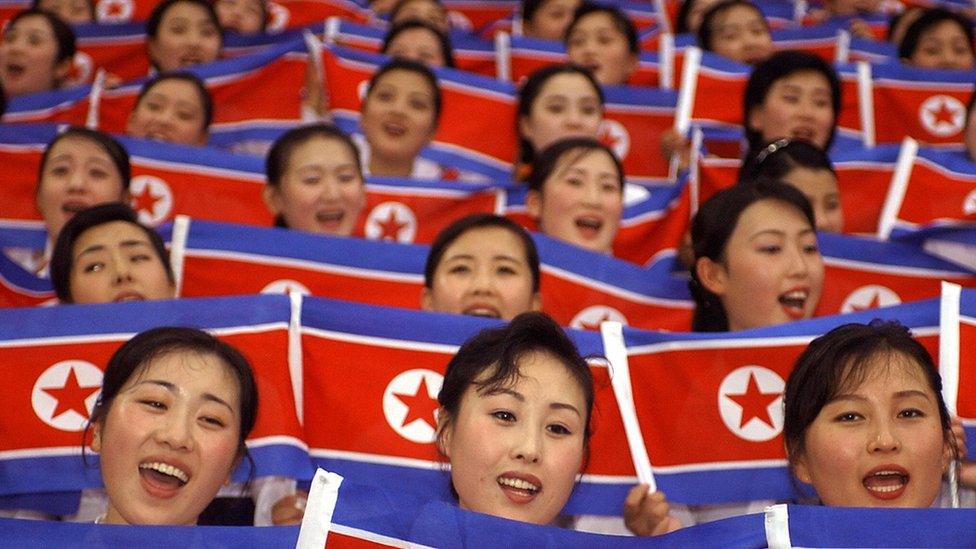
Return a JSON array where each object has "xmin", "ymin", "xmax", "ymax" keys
[
  {"xmin": 146, "ymin": 0, "xmax": 223, "ymax": 73},
  {"xmin": 87, "ymin": 326, "xmax": 258, "ymax": 525},
  {"xmin": 0, "ymin": 9, "xmax": 75, "ymax": 98},
  {"xmin": 126, "ymin": 72, "xmax": 213, "ymax": 146},
  {"xmin": 435, "ymin": 311, "xmax": 594, "ymax": 525}
]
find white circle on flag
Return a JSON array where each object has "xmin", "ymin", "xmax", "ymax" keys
[
  {"xmin": 67, "ymin": 52, "xmax": 94, "ymax": 87},
  {"xmin": 570, "ymin": 305, "xmax": 628, "ymax": 330},
  {"xmin": 919, "ymin": 95, "xmax": 965, "ymax": 137},
  {"xmin": 382, "ymin": 369, "xmax": 443, "ymax": 443},
  {"xmin": 96, "ymin": 0, "xmax": 133, "ymax": 21},
  {"xmin": 32, "ymin": 360, "xmax": 103, "ymax": 432},
  {"xmin": 129, "ymin": 175, "xmax": 174, "ymax": 226},
  {"xmin": 365, "ymin": 202, "xmax": 417, "ymax": 243},
  {"xmin": 717, "ymin": 365, "xmax": 784, "ymax": 442},
  {"xmin": 840, "ymin": 285, "xmax": 901, "ymax": 313},
  {"xmin": 597, "ymin": 119, "xmax": 631, "ymax": 160},
  {"xmin": 261, "ymin": 279, "xmax": 312, "ymax": 296}
]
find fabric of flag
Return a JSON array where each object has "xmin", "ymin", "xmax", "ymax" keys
[
  {"xmin": 834, "ymin": 62, "xmax": 864, "ymax": 143},
  {"xmin": 0, "ymin": 295, "xmax": 312, "ymax": 515},
  {"xmin": 2, "ymin": 85, "xmax": 92, "ymax": 127},
  {"xmin": 504, "ymin": 35, "xmax": 665, "ymax": 87},
  {"xmin": 0, "ymin": 123, "xmax": 58, "ymax": 225},
  {"xmin": 832, "ymin": 142, "xmax": 901, "ymax": 234},
  {"xmin": 883, "ymin": 146, "xmax": 976, "ymax": 239},
  {"xmin": 866, "ymin": 62, "xmax": 975, "ymax": 146},
  {"xmin": 946, "ymin": 287, "xmax": 976, "ymax": 454},
  {"xmin": 618, "ymin": 300, "xmax": 940, "ymax": 504},
  {"xmin": 816, "ymin": 231, "xmax": 976, "ymax": 317},
  {"xmin": 0, "ymin": 225, "xmax": 54, "ymax": 307},
  {"xmin": 600, "ymin": 85, "xmax": 678, "ymax": 185},
  {"xmin": 95, "ymin": 39, "xmax": 309, "ymax": 135},
  {"xmin": 70, "ymin": 22, "xmax": 151, "ymax": 86},
  {"xmin": 91, "ymin": 0, "xmax": 158, "ymax": 24},
  {"xmin": 265, "ymin": 0, "xmax": 370, "ymax": 30},
  {"xmin": 322, "ymin": 45, "xmax": 517, "ymax": 174},
  {"xmin": 846, "ymin": 35, "xmax": 898, "ymax": 63},
  {"xmin": 682, "ymin": 50, "xmax": 750, "ymax": 130},
  {"xmin": 770, "ymin": 26, "xmax": 842, "ymax": 62},
  {"xmin": 441, "ymin": 0, "xmax": 518, "ymax": 33},
  {"xmin": 299, "ymin": 297, "xmax": 634, "ymax": 516}
]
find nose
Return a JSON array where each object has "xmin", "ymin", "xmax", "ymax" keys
[
  {"xmin": 565, "ymin": 108, "xmax": 585, "ymax": 130},
  {"xmin": 867, "ymin": 419, "xmax": 900, "ymax": 453},
  {"xmin": 510, "ymin": 425, "xmax": 542, "ymax": 464},
  {"xmin": 788, "ymin": 244, "xmax": 812, "ymax": 277},
  {"xmin": 470, "ymin": 266, "xmax": 496, "ymax": 294},
  {"xmin": 112, "ymin": 256, "xmax": 134, "ymax": 285},
  {"xmin": 154, "ymin": 409, "xmax": 194, "ymax": 451},
  {"xmin": 66, "ymin": 167, "xmax": 86, "ymax": 191},
  {"xmin": 319, "ymin": 179, "xmax": 340, "ymax": 200}
]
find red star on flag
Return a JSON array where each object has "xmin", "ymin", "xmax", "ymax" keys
[
  {"xmin": 393, "ymin": 376, "xmax": 439, "ymax": 430},
  {"xmin": 377, "ymin": 209, "xmax": 408, "ymax": 241},
  {"xmin": 850, "ymin": 292, "xmax": 882, "ymax": 312},
  {"xmin": 41, "ymin": 367, "xmax": 101, "ymax": 421},
  {"xmin": 105, "ymin": 0, "xmax": 125, "ymax": 17},
  {"xmin": 132, "ymin": 185, "xmax": 163, "ymax": 217},
  {"xmin": 929, "ymin": 99, "xmax": 959, "ymax": 129},
  {"xmin": 725, "ymin": 372, "xmax": 781, "ymax": 429},
  {"xmin": 578, "ymin": 313, "xmax": 612, "ymax": 332}
]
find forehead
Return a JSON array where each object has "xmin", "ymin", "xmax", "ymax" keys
[
  {"xmin": 144, "ymin": 79, "xmax": 202, "ymax": 103},
  {"xmin": 389, "ymin": 27, "xmax": 440, "ymax": 47},
  {"xmin": 769, "ymin": 70, "xmax": 831, "ymax": 94},
  {"xmin": 471, "ymin": 349, "xmax": 587, "ymax": 404},
  {"xmin": 836, "ymin": 350, "xmax": 934, "ymax": 397},
  {"xmin": 374, "ymin": 69, "xmax": 435, "ymax": 95},
  {"xmin": 288, "ymin": 135, "xmax": 357, "ymax": 165},
  {"xmin": 731, "ymin": 198, "xmax": 811, "ymax": 237},
  {"xmin": 162, "ymin": 2, "xmax": 213, "ymax": 22},
  {"xmin": 920, "ymin": 19, "xmax": 968, "ymax": 39},
  {"xmin": 784, "ymin": 167, "xmax": 838, "ymax": 193},
  {"xmin": 74, "ymin": 220, "xmax": 150, "ymax": 252},
  {"xmin": 714, "ymin": 4, "xmax": 763, "ymax": 25},
  {"xmin": 125, "ymin": 348, "xmax": 241, "ymax": 403},
  {"xmin": 441, "ymin": 225, "xmax": 528, "ymax": 260},
  {"xmin": 10, "ymin": 14, "xmax": 54, "ymax": 34},
  {"xmin": 574, "ymin": 11, "xmax": 619, "ymax": 31},
  {"xmin": 536, "ymin": 73, "xmax": 598, "ymax": 101},
  {"xmin": 48, "ymin": 136, "xmax": 113, "ymax": 163},
  {"xmin": 553, "ymin": 148, "xmax": 618, "ymax": 175}
]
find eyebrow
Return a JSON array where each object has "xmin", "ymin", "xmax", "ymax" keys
[
  {"xmin": 748, "ymin": 228, "xmax": 815, "ymax": 241},
  {"xmin": 488, "ymin": 388, "xmax": 583, "ymax": 417},
  {"xmin": 140, "ymin": 379, "xmax": 237, "ymax": 414},
  {"xmin": 830, "ymin": 389, "xmax": 933, "ymax": 403},
  {"xmin": 76, "ymin": 239, "xmax": 152, "ymax": 259}
]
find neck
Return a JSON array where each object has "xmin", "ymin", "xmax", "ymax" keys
[{"xmin": 369, "ymin": 154, "xmax": 414, "ymax": 178}]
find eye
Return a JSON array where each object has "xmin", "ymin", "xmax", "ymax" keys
[
  {"xmin": 301, "ymin": 175, "xmax": 321, "ymax": 185},
  {"xmin": 82, "ymin": 262, "xmax": 105, "ymax": 273},
  {"xmin": 447, "ymin": 264, "xmax": 470, "ymax": 274},
  {"xmin": 139, "ymin": 399, "xmax": 166, "ymax": 410},
  {"xmin": 833, "ymin": 411, "xmax": 862, "ymax": 422},
  {"xmin": 898, "ymin": 408, "xmax": 926, "ymax": 419},
  {"xmin": 803, "ymin": 243, "xmax": 820, "ymax": 254},
  {"xmin": 410, "ymin": 98, "xmax": 430, "ymax": 111},
  {"xmin": 758, "ymin": 245, "xmax": 781, "ymax": 254},
  {"xmin": 200, "ymin": 415, "xmax": 226, "ymax": 428},
  {"xmin": 496, "ymin": 265, "xmax": 517, "ymax": 275},
  {"xmin": 565, "ymin": 176, "xmax": 584, "ymax": 187},
  {"xmin": 547, "ymin": 423, "xmax": 572, "ymax": 436},
  {"xmin": 50, "ymin": 165, "xmax": 69, "ymax": 177},
  {"xmin": 131, "ymin": 253, "xmax": 152, "ymax": 263},
  {"xmin": 492, "ymin": 410, "xmax": 516, "ymax": 422},
  {"xmin": 89, "ymin": 168, "xmax": 110, "ymax": 179}
]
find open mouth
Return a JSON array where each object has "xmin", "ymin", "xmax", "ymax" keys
[
  {"xmin": 574, "ymin": 216, "xmax": 604, "ymax": 238},
  {"xmin": 61, "ymin": 201, "xmax": 91, "ymax": 216},
  {"xmin": 382, "ymin": 121, "xmax": 407, "ymax": 138},
  {"xmin": 139, "ymin": 461, "xmax": 189, "ymax": 489},
  {"xmin": 315, "ymin": 210, "xmax": 345, "ymax": 227},
  {"xmin": 179, "ymin": 54, "xmax": 204, "ymax": 67},
  {"xmin": 790, "ymin": 127, "xmax": 815, "ymax": 142},
  {"xmin": 778, "ymin": 289, "xmax": 809, "ymax": 320},
  {"xmin": 497, "ymin": 474, "xmax": 541, "ymax": 502},
  {"xmin": 114, "ymin": 291, "xmax": 146, "ymax": 302},
  {"xmin": 862, "ymin": 468, "xmax": 909, "ymax": 500},
  {"xmin": 4, "ymin": 62, "xmax": 25, "ymax": 78},
  {"xmin": 463, "ymin": 304, "xmax": 500, "ymax": 318}
]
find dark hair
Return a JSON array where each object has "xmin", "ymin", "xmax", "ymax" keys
[
  {"xmin": 783, "ymin": 320, "xmax": 954, "ymax": 471},
  {"xmin": 565, "ymin": 2, "xmax": 638, "ymax": 55},
  {"xmin": 265, "ymin": 123, "xmax": 363, "ymax": 227},
  {"xmin": 697, "ymin": 0, "xmax": 768, "ymax": 52},
  {"xmin": 690, "ymin": 178, "xmax": 816, "ymax": 332},
  {"xmin": 32, "ymin": 0, "xmax": 96, "ymax": 21},
  {"xmin": 437, "ymin": 311, "xmax": 595, "ymax": 452},
  {"xmin": 147, "ymin": 0, "xmax": 223, "ymax": 68},
  {"xmin": 381, "ymin": 19, "xmax": 455, "ymax": 68},
  {"xmin": 389, "ymin": 0, "xmax": 446, "ymax": 26},
  {"xmin": 521, "ymin": 0, "xmax": 548, "ymax": 27},
  {"xmin": 88, "ymin": 327, "xmax": 259, "ymax": 479},
  {"xmin": 676, "ymin": 0, "xmax": 705, "ymax": 34},
  {"xmin": 134, "ymin": 71, "xmax": 214, "ymax": 132},
  {"xmin": 38, "ymin": 127, "xmax": 132, "ymax": 194},
  {"xmin": 527, "ymin": 137, "xmax": 623, "ymax": 194},
  {"xmin": 365, "ymin": 57, "xmax": 442, "ymax": 125},
  {"xmin": 739, "ymin": 138, "xmax": 836, "ymax": 184},
  {"xmin": 744, "ymin": 50, "xmax": 841, "ymax": 151},
  {"xmin": 424, "ymin": 213, "xmax": 541, "ymax": 292},
  {"xmin": 898, "ymin": 7, "xmax": 975, "ymax": 61},
  {"xmin": 8, "ymin": 8, "xmax": 77, "ymax": 65},
  {"xmin": 887, "ymin": 6, "xmax": 923, "ymax": 43},
  {"xmin": 516, "ymin": 63, "xmax": 604, "ymax": 166},
  {"xmin": 50, "ymin": 203, "xmax": 174, "ymax": 303}
]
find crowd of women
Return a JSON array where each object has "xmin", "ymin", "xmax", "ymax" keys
[{"xmin": 2, "ymin": 0, "xmax": 976, "ymax": 540}]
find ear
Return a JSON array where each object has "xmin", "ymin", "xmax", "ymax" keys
[
  {"xmin": 53, "ymin": 58, "xmax": 71, "ymax": 84},
  {"xmin": 792, "ymin": 454, "xmax": 812, "ymax": 485},
  {"xmin": 262, "ymin": 185, "xmax": 283, "ymax": 217},
  {"xmin": 420, "ymin": 286, "xmax": 434, "ymax": 311},
  {"xmin": 525, "ymin": 189, "xmax": 542, "ymax": 220},
  {"xmin": 747, "ymin": 106, "xmax": 763, "ymax": 135},
  {"xmin": 518, "ymin": 114, "xmax": 533, "ymax": 144},
  {"xmin": 695, "ymin": 256, "xmax": 728, "ymax": 297},
  {"xmin": 530, "ymin": 291, "xmax": 542, "ymax": 312},
  {"xmin": 435, "ymin": 410, "xmax": 452, "ymax": 457},
  {"xmin": 91, "ymin": 421, "xmax": 102, "ymax": 453}
]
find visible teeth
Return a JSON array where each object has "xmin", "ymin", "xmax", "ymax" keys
[
  {"xmin": 140, "ymin": 462, "xmax": 189, "ymax": 484},
  {"xmin": 782, "ymin": 290, "xmax": 808, "ymax": 300},
  {"xmin": 316, "ymin": 211, "xmax": 343, "ymax": 222},
  {"xmin": 465, "ymin": 308, "xmax": 499, "ymax": 318},
  {"xmin": 498, "ymin": 477, "xmax": 539, "ymax": 492},
  {"xmin": 576, "ymin": 218, "xmax": 601, "ymax": 229}
]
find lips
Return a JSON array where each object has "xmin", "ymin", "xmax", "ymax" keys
[
  {"xmin": 179, "ymin": 54, "xmax": 204, "ymax": 67},
  {"xmin": 497, "ymin": 472, "xmax": 541, "ymax": 504},
  {"xmin": 778, "ymin": 288, "xmax": 809, "ymax": 320},
  {"xmin": 862, "ymin": 465, "xmax": 909, "ymax": 501},
  {"xmin": 4, "ymin": 62, "xmax": 24, "ymax": 78},
  {"xmin": 114, "ymin": 290, "xmax": 146, "ymax": 302},
  {"xmin": 139, "ymin": 460, "xmax": 190, "ymax": 499},
  {"xmin": 574, "ymin": 216, "xmax": 604, "ymax": 239},
  {"xmin": 382, "ymin": 120, "xmax": 407, "ymax": 138},
  {"xmin": 790, "ymin": 126, "xmax": 816, "ymax": 141},
  {"xmin": 463, "ymin": 303, "xmax": 500, "ymax": 318},
  {"xmin": 315, "ymin": 209, "xmax": 345, "ymax": 230}
]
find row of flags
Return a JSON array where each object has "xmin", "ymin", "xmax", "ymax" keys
[{"xmin": 2, "ymin": 285, "xmax": 974, "ymax": 517}]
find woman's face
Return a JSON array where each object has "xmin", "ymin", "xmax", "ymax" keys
[
  {"xmin": 37, "ymin": 0, "xmax": 93, "ymax": 24},
  {"xmin": 69, "ymin": 221, "xmax": 174, "ymax": 304},
  {"xmin": 708, "ymin": 5, "xmax": 773, "ymax": 65},
  {"xmin": 697, "ymin": 199, "xmax": 824, "ymax": 331},
  {"xmin": 126, "ymin": 79, "xmax": 208, "ymax": 145},
  {"xmin": 783, "ymin": 166, "xmax": 843, "ymax": 233},
  {"xmin": 0, "ymin": 14, "xmax": 70, "ymax": 97},
  {"xmin": 264, "ymin": 136, "xmax": 365, "ymax": 236},
  {"xmin": 422, "ymin": 225, "xmax": 539, "ymax": 320},
  {"xmin": 94, "ymin": 350, "xmax": 242, "ymax": 525},
  {"xmin": 565, "ymin": 11, "xmax": 637, "ymax": 86},
  {"xmin": 527, "ymin": 148, "xmax": 622, "ymax": 255},
  {"xmin": 793, "ymin": 352, "xmax": 949, "ymax": 508},
  {"xmin": 748, "ymin": 70, "xmax": 835, "ymax": 150},
  {"xmin": 385, "ymin": 27, "xmax": 446, "ymax": 67},
  {"xmin": 148, "ymin": 2, "xmax": 221, "ymax": 72},
  {"xmin": 391, "ymin": 0, "xmax": 449, "ymax": 33},
  {"xmin": 524, "ymin": 0, "xmax": 580, "ymax": 41},
  {"xmin": 520, "ymin": 73, "xmax": 602, "ymax": 154},
  {"xmin": 214, "ymin": 0, "xmax": 264, "ymax": 34},
  {"xmin": 37, "ymin": 136, "xmax": 127, "ymax": 241},
  {"xmin": 360, "ymin": 69, "xmax": 438, "ymax": 166},
  {"xmin": 907, "ymin": 20, "xmax": 975, "ymax": 71},
  {"xmin": 439, "ymin": 350, "xmax": 587, "ymax": 525}
]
